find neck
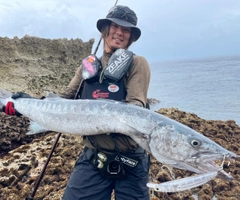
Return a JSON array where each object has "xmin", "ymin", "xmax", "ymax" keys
[{"xmin": 104, "ymin": 41, "xmax": 116, "ymax": 53}]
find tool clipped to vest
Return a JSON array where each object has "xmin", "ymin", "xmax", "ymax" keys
[
  {"xmin": 82, "ymin": 54, "xmax": 102, "ymax": 83},
  {"xmin": 103, "ymin": 49, "xmax": 134, "ymax": 82}
]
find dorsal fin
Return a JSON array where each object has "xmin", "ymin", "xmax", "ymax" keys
[{"xmin": 44, "ymin": 92, "xmax": 63, "ymax": 101}]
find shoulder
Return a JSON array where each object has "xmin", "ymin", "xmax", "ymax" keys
[
  {"xmin": 133, "ymin": 55, "xmax": 149, "ymax": 65},
  {"xmin": 131, "ymin": 55, "xmax": 150, "ymax": 72}
]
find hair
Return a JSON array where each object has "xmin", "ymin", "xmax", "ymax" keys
[{"xmin": 101, "ymin": 21, "xmax": 137, "ymax": 49}]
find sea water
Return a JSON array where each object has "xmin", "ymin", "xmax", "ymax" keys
[{"xmin": 148, "ymin": 55, "xmax": 240, "ymax": 126}]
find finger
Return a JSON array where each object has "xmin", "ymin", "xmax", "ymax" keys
[
  {"xmin": 5, "ymin": 102, "xmax": 12, "ymax": 115},
  {"xmin": 12, "ymin": 92, "xmax": 22, "ymax": 99},
  {"xmin": 12, "ymin": 92, "xmax": 32, "ymax": 99}
]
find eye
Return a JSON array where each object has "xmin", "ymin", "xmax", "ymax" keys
[
  {"xmin": 113, "ymin": 24, "xmax": 118, "ymax": 27},
  {"xmin": 123, "ymin": 28, "xmax": 131, "ymax": 33},
  {"xmin": 111, "ymin": 23, "xmax": 118, "ymax": 29},
  {"xmin": 190, "ymin": 139, "xmax": 202, "ymax": 147}
]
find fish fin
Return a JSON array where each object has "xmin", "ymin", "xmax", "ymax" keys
[
  {"xmin": 0, "ymin": 88, "xmax": 12, "ymax": 98},
  {"xmin": 43, "ymin": 92, "xmax": 63, "ymax": 101},
  {"xmin": 118, "ymin": 122, "xmax": 151, "ymax": 152},
  {"xmin": 0, "ymin": 88, "xmax": 13, "ymax": 108},
  {"xmin": 27, "ymin": 121, "xmax": 49, "ymax": 135},
  {"xmin": 151, "ymin": 148, "xmax": 177, "ymax": 165}
]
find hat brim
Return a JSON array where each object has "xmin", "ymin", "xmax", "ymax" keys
[{"xmin": 97, "ymin": 18, "xmax": 141, "ymax": 41}]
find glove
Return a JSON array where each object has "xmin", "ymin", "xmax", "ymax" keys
[
  {"xmin": 3, "ymin": 92, "xmax": 32, "ymax": 116},
  {"xmin": 3, "ymin": 102, "xmax": 22, "ymax": 116}
]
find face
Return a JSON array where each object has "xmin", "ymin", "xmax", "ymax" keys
[{"xmin": 104, "ymin": 22, "xmax": 131, "ymax": 53}]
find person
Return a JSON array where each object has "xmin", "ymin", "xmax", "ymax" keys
[
  {"xmin": 60, "ymin": 5, "xmax": 151, "ymax": 199},
  {"xmin": 3, "ymin": 5, "xmax": 151, "ymax": 200}
]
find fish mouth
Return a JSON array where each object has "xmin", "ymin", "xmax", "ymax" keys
[{"xmin": 190, "ymin": 152, "xmax": 238, "ymax": 180}]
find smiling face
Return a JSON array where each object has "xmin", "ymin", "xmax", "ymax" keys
[{"xmin": 104, "ymin": 22, "xmax": 131, "ymax": 53}]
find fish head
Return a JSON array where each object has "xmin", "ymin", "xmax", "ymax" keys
[{"xmin": 149, "ymin": 121, "xmax": 238, "ymax": 179}]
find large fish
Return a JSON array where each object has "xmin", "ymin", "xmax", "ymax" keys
[{"xmin": 0, "ymin": 88, "xmax": 237, "ymax": 191}]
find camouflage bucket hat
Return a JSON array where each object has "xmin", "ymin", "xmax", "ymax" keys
[{"xmin": 97, "ymin": 5, "xmax": 141, "ymax": 41}]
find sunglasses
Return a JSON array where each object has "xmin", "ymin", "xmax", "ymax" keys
[{"xmin": 107, "ymin": 6, "xmax": 138, "ymax": 26}]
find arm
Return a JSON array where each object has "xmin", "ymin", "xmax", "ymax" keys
[
  {"xmin": 58, "ymin": 65, "xmax": 83, "ymax": 99},
  {"xmin": 124, "ymin": 55, "xmax": 151, "ymax": 107}
]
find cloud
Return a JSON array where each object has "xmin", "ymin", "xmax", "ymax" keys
[{"xmin": 0, "ymin": 0, "xmax": 240, "ymax": 61}]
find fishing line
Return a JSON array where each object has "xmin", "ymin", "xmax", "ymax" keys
[
  {"xmin": 161, "ymin": 164, "xmax": 175, "ymax": 180},
  {"xmin": 93, "ymin": 0, "xmax": 119, "ymax": 55}
]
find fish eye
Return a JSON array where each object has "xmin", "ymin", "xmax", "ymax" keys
[{"xmin": 191, "ymin": 139, "xmax": 202, "ymax": 147}]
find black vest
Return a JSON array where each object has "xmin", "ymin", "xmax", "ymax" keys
[{"xmin": 80, "ymin": 78, "xmax": 126, "ymax": 101}]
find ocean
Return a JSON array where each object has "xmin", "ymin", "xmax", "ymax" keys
[{"xmin": 148, "ymin": 55, "xmax": 240, "ymax": 126}]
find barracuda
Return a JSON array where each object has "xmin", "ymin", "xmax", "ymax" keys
[{"xmin": 0, "ymin": 88, "xmax": 238, "ymax": 191}]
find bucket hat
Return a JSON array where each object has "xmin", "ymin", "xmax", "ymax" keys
[{"xmin": 97, "ymin": 5, "xmax": 141, "ymax": 41}]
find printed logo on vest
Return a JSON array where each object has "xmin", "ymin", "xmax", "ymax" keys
[
  {"xmin": 87, "ymin": 55, "xmax": 95, "ymax": 63},
  {"xmin": 92, "ymin": 89, "xmax": 109, "ymax": 99},
  {"xmin": 108, "ymin": 84, "xmax": 119, "ymax": 93}
]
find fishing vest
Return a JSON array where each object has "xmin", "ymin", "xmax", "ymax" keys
[
  {"xmin": 80, "ymin": 49, "xmax": 134, "ymax": 101},
  {"xmin": 79, "ymin": 49, "xmax": 147, "ymax": 155}
]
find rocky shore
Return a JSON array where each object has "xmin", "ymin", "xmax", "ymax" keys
[{"xmin": 0, "ymin": 36, "xmax": 239, "ymax": 200}]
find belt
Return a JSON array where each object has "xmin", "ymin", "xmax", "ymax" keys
[
  {"xmin": 134, "ymin": 146, "xmax": 145, "ymax": 154},
  {"xmin": 83, "ymin": 145, "xmax": 145, "ymax": 160}
]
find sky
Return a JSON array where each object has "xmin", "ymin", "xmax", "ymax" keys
[{"xmin": 0, "ymin": 0, "xmax": 240, "ymax": 62}]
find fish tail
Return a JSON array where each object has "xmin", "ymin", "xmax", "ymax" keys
[
  {"xmin": 0, "ymin": 88, "xmax": 12, "ymax": 99},
  {"xmin": 0, "ymin": 88, "xmax": 13, "ymax": 110},
  {"xmin": 27, "ymin": 121, "xmax": 49, "ymax": 135}
]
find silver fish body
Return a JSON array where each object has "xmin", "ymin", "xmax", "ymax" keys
[{"xmin": 0, "ymin": 89, "xmax": 237, "ymax": 181}]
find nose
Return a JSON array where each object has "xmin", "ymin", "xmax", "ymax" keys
[{"xmin": 115, "ymin": 27, "xmax": 123, "ymax": 35}]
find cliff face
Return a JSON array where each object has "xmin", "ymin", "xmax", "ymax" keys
[
  {"xmin": 0, "ymin": 36, "xmax": 239, "ymax": 200},
  {"xmin": 0, "ymin": 35, "xmax": 94, "ymax": 155},
  {"xmin": 0, "ymin": 35, "xmax": 94, "ymax": 95}
]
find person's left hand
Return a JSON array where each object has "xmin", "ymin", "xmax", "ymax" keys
[
  {"xmin": 3, "ymin": 92, "xmax": 33, "ymax": 116},
  {"xmin": 3, "ymin": 101, "xmax": 21, "ymax": 116},
  {"xmin": 11, "ymin": 92, "xmax": 33, "ymax": 99}
]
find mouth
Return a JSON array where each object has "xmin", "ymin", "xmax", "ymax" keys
[
  {"xmin": 210, "ymin": 156, "xmax": 236, "ymax": 179},
  {"xmin": 113, "ymin": 37, "xmax": 123, "ymax": 44},
  {"xmin": 193, "ymin": 152, "xmax": 237, "ymax": 180}
]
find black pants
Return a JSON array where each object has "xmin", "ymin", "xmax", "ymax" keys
[{"xmin": 62, "ymin": 150, "xmax": 150, "ymax": 200}]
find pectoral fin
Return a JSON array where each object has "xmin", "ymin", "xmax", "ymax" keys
[{"xmin": 27, "ymin": 121, "xmax": 49, "ymax": 135}]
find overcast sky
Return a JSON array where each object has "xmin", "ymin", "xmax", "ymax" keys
[{"xmin": 0, "ymin": 0, "xmax": 240, "ymax": 62}]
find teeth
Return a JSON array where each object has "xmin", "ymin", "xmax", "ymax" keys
[
  {"xmin": 220, "ymin": 155, "xmax": 226, "ymax": 168},
  {"xmin": 210, "ymin": 161, "xmax": 223, "ymax": 170},
  {"xmin": 227, "ymin": 161, "xmax": 231, "ymax": 167}
]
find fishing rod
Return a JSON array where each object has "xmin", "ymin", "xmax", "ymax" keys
[
  {"xmin": 93, "ymin": 0, "xmax": 118, "ymax": 55},
  {"xmin": 27, "ymin": 1, "xmax": 118, "ymax": 199}
]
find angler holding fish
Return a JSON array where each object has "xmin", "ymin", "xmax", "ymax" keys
[{"xmin": 0, "ymin": 4, "xmax": 238, "ymax": 200}]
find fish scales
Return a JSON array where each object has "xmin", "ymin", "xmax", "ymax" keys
[
  {"xmin": 14, "ymin": 98, "xmax": 159, "ymax": 138},
  {"xmin": 0, "ymin": 88, "xmax": 238, "ymax": 191}
]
